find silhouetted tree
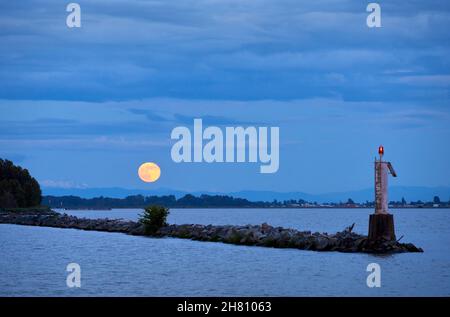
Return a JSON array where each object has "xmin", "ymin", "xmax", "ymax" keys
[{"xmin": 0, "ymin": 159, "xmax": 42, "ymax": 208}]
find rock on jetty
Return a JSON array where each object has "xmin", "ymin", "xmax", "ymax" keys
[{"xmin": 0, "ymin": 209, "xmax": 423, "ymax": 254}]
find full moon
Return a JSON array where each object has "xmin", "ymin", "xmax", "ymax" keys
[{"xmin": 138, "ymin": 162, "xmax": 161, "ymax": 183}]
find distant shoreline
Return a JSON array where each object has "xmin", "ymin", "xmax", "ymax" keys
[
  {"xmin": 41, "ymin": 193, "xmax": 450, "ymax": 210},
  {"xmin": 54, "ymin": 206, "xmax": 450, "ymax": 210}
]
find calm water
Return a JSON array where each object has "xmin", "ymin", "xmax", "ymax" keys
[{"xmin": 0, "ymin": 208, "xmax": 449, "ymax": 296}]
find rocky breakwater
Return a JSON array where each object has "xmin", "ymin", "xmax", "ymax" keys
[
  {"xmin": 0, "ymin": 210, "xmax": 423, "ymax": 253},
  {"xmin": 157, "ymin": 223, "xmax": 423, "ymax": 253},
  {"xmin": 0, "ymin": 209, "xmax": 143, "ymax": 235}
]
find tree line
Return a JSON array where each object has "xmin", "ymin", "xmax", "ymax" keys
[
  {"xmin": 40, "ymin": 194, "xmax": 450, "ymax": 209},
  {"xmin": 41, "ymin": 194, "xmax": 271, "ymax": 209}
]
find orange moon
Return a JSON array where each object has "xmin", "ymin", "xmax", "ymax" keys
[{"xmin": 138, "ymin": 162, "xmax": 161, "ymax": 183}]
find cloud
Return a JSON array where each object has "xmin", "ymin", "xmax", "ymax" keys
[
  {"xmin": 127, "ymin": 108, "xmax": 257, "ymax": 125},
  {"xmin": 128, "ymin": 109, "xmax": 169, "ymax": 122},
  {"xmin": 0, "ymin": 136, "xmax": 169, "ymax": 152},
  {"xmin": 0, "ymin": 117, "xmax": 168, "ymax": 139},
  {"xmin": 1, "ymin": 1, "xmax": 449, "ymax": 102},
  {"xmin": 40, "ymin": 179, "xmax": 89, "ymax": 189},
  {"xmin": 392, "ymin": 75, "xmax": 450, "ymax": 86},
  {"xmin": 173, "ymin": 113, "xmax": 257, "ymax": 126}
]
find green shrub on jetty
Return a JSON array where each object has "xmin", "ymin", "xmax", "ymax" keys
[{"xmin": 139, "ymin": 205, "xmax": 170, "ymax": 235}]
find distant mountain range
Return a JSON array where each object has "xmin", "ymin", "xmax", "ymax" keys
[{"xmin": 41, "ymin": 186, "xmax": 450, "ymax": 203}]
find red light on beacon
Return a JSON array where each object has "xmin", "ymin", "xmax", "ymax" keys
[{"xmin": 378, "ymin": 145, "xmax": 384, "ymax": 156}]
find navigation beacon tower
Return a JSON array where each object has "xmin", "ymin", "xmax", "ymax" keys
[{"xmin": 368, "ymin": 145, "xmax": 397, "ymax": 241}]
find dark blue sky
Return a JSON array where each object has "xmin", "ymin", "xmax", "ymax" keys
[{"xmin": 0, "ymin": 1, "xmax": 449, "ymax": 193}]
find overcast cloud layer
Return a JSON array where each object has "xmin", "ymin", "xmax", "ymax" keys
[{"xmin": 0, "ymin": 1, "xmax": 449, "ymax": 193}]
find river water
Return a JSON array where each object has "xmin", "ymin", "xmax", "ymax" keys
[{"xmin": 0, "ymin": 208, "xmax": 449, "ymax": 296}]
